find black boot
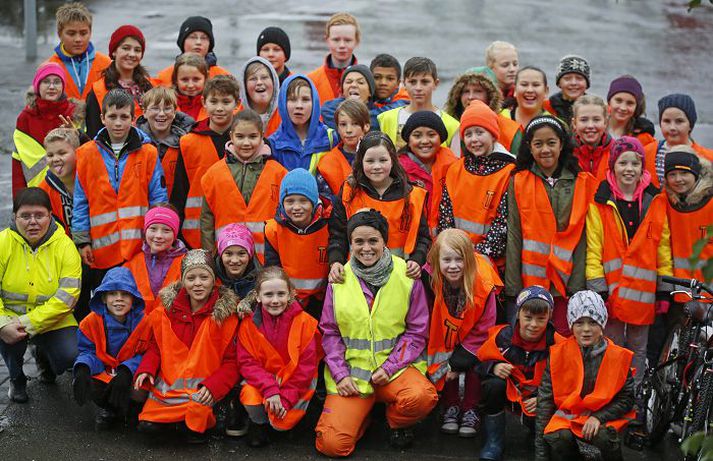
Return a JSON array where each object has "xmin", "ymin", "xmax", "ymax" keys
[
  {"xmin": 7, "ymin": 376, "xmax": 28, "ymax": 403},
  {"xmin": 247, "ymin": 422, "xmax": 269, "ymax": 447},
  {"xmin": 389, "ymin": 426, "xmax": 415, "ymax": 449},
  {"xmin": 32, "ymin": 346, "xmax": 56, "ymax": 384},
  {"xmin": 94, "ymin": 407, "xmax": 116, "ymax": 431},
  {"xmin": 225, "ymin": 399, "xmax": 249, "ymax": 437},
  {"xmin": 479, "ymin": 411, "xmax": 505, "ymax": 460}
]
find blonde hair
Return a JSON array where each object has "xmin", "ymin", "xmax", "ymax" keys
[
  {"xmin": 485, "ymin": 41, "xmax": 517, "ymax": 67},
  {"xmin": 245, "ymin": 61, "xmax": 271, "ymax": 79},
  {"xmin": 572, "ymin": 94, "xmax": 608, "ymax": 119},
  {"xmin": 44, "ymin": 127, "xmax": 80, "ymax": 149},
  {"xmin": 141, "ymin": 86, "xmax": 178, "ymax": 110},
  {"xmin": 55, "ymin": 2, "xmax": 92, "ymax": 34},
  {"xmin": 172, "ymin": 52, "xmax": 209, "ymax": 88},
  {"xmin": 325, "ymin": 12, "xmax": 360, "ymax": 42},
  {"xmin": 427, "ymin": 229, "xmax": 477, "ymax": 307}
]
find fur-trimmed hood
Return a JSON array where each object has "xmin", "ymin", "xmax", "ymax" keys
[
  {"xmin": 665, "ymin": 157, "xmax": 713, "ymax": 212},
  {"xmin": 24, "ymin": 86, "xmax": 85, "ymax": 125},
  {"xmin": 158, "ymin": 281, "xmax": 239, "ymax": 324}
]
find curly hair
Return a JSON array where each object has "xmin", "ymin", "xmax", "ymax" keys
[{"xmin": 444, "ymin": 72, "xmax": 502, "ymax": 120}]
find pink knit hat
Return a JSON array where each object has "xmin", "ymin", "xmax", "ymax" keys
[
  {"xmin": 143, "ymin": 206, "xmax": 180, "ymax": 238},
  {"xmin": 218, "ymin": 223, "xmax": 255, "ymax": 257},
  {"xmin": 32, "ymin": 62, "xmax": 65, "ymax": 95},
  {"xmin": 609, "ymin": 136, "xmax": 645, "ymax": 170}
]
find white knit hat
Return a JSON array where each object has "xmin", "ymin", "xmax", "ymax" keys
[{"xmin": 567, "ymin": 290, "xmax": 608, "ymax": 329}]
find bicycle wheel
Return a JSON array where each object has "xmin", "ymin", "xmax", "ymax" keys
[
  {"xmin": 644, "ymin": 324, "xmax": 683, "ymax": 442},
  {"xmin": 684, "ymin": 368, "xmax": 713, "ymax": 461}
]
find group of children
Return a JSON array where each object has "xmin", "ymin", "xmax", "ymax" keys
[{"xmin": 8, "ymin": 2, "xmax": 713, "ymax": 460}]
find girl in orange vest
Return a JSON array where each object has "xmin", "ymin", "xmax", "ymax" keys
[
  {"xmin": 171, "ymin": 53, "xmax": 209, "ymax": 122},
  {"xmin": 535, "ymin": 291, "xmax": 635, "ymax": 461},
  {"xmin": 215, "ymin": 223, "xmax": 259, "ymax": 299},
  {"xmin": 425, "ymin": 229, "xmax": 502, "ymax": 438},
  {"xmin": 327, "ymin": 131, "xmax": 431, "ymax": 283},
  {"xmin": 505, "ymin": 67, "xmax": 550, "ymax": 130},
  {"xmin": 123, "ymin": 205, "xmax": 187, "ymax": 314},
  {"xmin": 572, "ymin": 95, "xmax": 613, "ymax": 183},
  {"xmin": 585, "ymin": 136, "xmax": 672, "ymax": 388},
  {"xmin": 398, "ymin": 111, "xmax": 457, "ymax": 237},
  {"xmin": 606, "ymin": 75, "xmax": 656, "ymax": 146},
  {"xmin": 239, "ymin": 57, "xmax": 282, "ymax": 137},
  {"xmin": 236, "ymin": 266, "xmax": 321, "ymax": 447},
  {"xmin": 504, "ymin": 115, "xmax": 594, "ymax": 336}
]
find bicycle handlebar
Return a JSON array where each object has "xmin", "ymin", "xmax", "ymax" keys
[{"xmin": 662, "ymin": 276, "xmax": 713, "ymax": 297}]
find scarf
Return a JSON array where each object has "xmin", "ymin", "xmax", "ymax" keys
[
  {"xmin": 605, "ymin": 168, "xmax": 652, "ymax": 215},
  {"xmin": 349, "ymin": 247, "xmax": 393, "ymax": 289}
]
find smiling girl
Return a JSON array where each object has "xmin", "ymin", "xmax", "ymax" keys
[
  {"xmin": 606, "ymin": 75, "xmax": 656, "ymax": 146},
  {"xmin": 506, "ymin": 67, "xmax": 551, "ymax": 130},
  {"xmin": 171, "ymin": 53, "xmax": 208, "ymax": 122},
  {"xmin": 572, "ymin": 95, "xmax": 612, "ymax": 182}
]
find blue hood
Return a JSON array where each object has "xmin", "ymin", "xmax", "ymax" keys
[{"xmin": 89, "ymin": 267, "xmax": 145, "ymax": 319}]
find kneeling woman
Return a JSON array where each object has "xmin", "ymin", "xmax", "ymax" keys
[
  {"xmin": 316, "ymin": 210, "xmax": 438, "ymax": 457},
  {"xmin": 133, "ymin": 249, "xmax": 241, "ymax": 442}
]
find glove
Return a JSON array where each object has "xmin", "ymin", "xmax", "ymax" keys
[
  {"xmin": 655, "ymin": 300, "xmax": 671, "ymax": 315},
  {"xmin": 106, "ymin": 366, "xmax": 133, "ymax": 412},
  {"xmin": 72, "ymin": 365, "xmax": 92, "ymax": 406}
]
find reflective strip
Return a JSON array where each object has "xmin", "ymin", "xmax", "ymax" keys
[
  {"xmin": 58, "ymin": 277, "xmax": 81, "ymax": 289},
  {"xmin": 522, "ymin": 263, "xmax": 547, "ymax": 278},
  {"xmin": 55, "ymin": 289, "xmax": 77, "ymax": 307},
  {"xmin": 554, "ymin": 409, "xmax": 578, "ymax": 420},
  {"xmin": 93, "ymin": 232, "xmax": 120, "ymax": 249},
  {"xmin": 673, "ymin": 257, "xmax": 705, "ymax": 272},
  {"xmin": 618, "ymin": 287, "xmax": 655, "ymax": 304},
  {"xmin": 587, "ymin": 278, "xmax": 607, "ymax": 293},
  {"xmin": 22, "ymin": 159, "xmax": 48, "ymax": 184},
  {"xmin": 182, "ymin": 219, "xmax": 200, "ymax": 230},
  {"xmin": 90, "ymin": 211, "xmax": 118, "ymax": 227},
  {"xmin": 342, "ymin": 337, "xmax": 398, "ymax": 352},
  {"xmin": 118, "ymin": 206, "xmax": 147, "ymax": 219},
  {"xmin": 1, "ymin": 290, "xmax": 28, "ymax": 302},
  {"xmin": 374, "ymin": 338, "xmax": 398, "ymax": 353},
  {"xmin": 36, "ymin": 295, "xmax": 52, "ymax": 303},
  {"xmin": 185, "ymin": 197, "xmax": 203, "ymax": 208},
  {"xmin": 603, "ymin": 258, "xmax": 622, "ymax": 274},
  {"xmin": 4, "ymin": 304, "xmax": 27, "ymax": 315},
  {"xmin": 154, "ymin": 377, "xmax": 205, "ymax": 394},
  {"xmin": 609, "ymin": 282, "xmax": 618, "ymax": 296},
  {"xmin": 293, "ymin": 378, "xmax": 318, "ymax": 411},
  {"xmin": 148, "ymin": 393, "xmax": 190, "ymax": 405},
  {"xmin": 427, "ymin": 351, "xmax": 452, "ymax": 366},
  {"xmin": 557, "ymin": 269, "xmax": 570, "ymax": 286},
  {"xmin": 254, "ymin": 243, "xmax": 265, "ymax": 255},
  {"xmin": 350, "ymin": 367, "xmax": 373, "ymax": 382},
  {"xmin": 622, "ymin": 265, "xmax": 657, "ymax": 282},
  {"xmin": 120, "ymin": 228, "xmax": 143, "ymax": 240},
  {"xmin": 244, "ymin": 221, "xmax": 265, "ymax": 233},
  {"xmin": 552, "ymin": 245, "xmax": 572, "ymax": 262},
  {"xmin": 454, "ymin": 217, "xmax": 490, "ymax": 236},
  {"xmin": 430, "ymin": 361, "xmax": 450, "ymax": 383},
  {"xmin": 292, "ymin": 278, "xmax": 326, "ymax": 290},
  {"xmin": 523, "ymin": 239, "xmax": 550, "ymax": 255},
  {"xmin": 391, "ymin": 247, "xmax": 405, "ymax": 258}
]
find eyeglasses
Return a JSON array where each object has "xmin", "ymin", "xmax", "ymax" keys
[
  {"xmin": 40, "ymin": 78, "xmax": 63, "ymax": 88},
  {"xmin": 146, "ymin": 106, "xmax": 176, "ymax": 115},
  {"xmin": 16, "ymin": 213, "xmax": 50, "ymax": 223}
]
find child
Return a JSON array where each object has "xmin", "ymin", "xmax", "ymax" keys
[
  {"xmin": 644, "ymin": 93, "xmax": 713, "ymax": 188},
  {"xmin": 586, "ymin": 136, "xmax": 672, "ymax": 387},
  {"xmin": 307, "ymin": 12, "xmax": 360, "ymax": 104},
  {"xmin": 72, "ymin": 267, "xmax": 148, "ymax": 430},
  {"xmin": 535, "ymin": 291, "xmax": 635, "ymax": 461},
  {"xmin": 378, "ymin": 57, "xmax": 459, "ymax": 150},
  {"xmin": 171, "ymin": 75, "xmax": 240, "ymax": 249},
  {"xmin": 476, "ymin": 286, "xmax": 562, "ymax": 461},
  {"xmin": 257, "ymin": 26, "xmax": 292, "ymax": 84},
  {"xmin": 505, "ymin": 66, "xmax": 551, "ymax": 130},
  {"xmin": 73, "ymin": 89, "xmax": 167, "ymax": 276},
  {"xmin": 398, "ymin": 111, "xmax": 457, "ymax": 236},
  {"xmin": 321, "ymin": 64, "xmax": 382, "ymax": 131},
  {"xmin": 606, "ymin": 75, "xmax": 656, "ymax": 146},
  {"xmin": 485, "ymin": 41, "xmax": 519, "ymax": 110},
  {"xmin": 123, "ymin": 205, "xmax": 187, "ymax": 313},
  {"xmin": 85, "ymin": 25, "xmax": 154, "ymax": 138},
  {"xmin": 265, "ymin": 169, "xmax": 330, "ymax": 319},
  {"xmin": 236, "ymin": 266, "xmax": 321, "ymax": 447},
  {"xmin": 327, "ymin": 131, "xmax": 430, "ymax": 282},
  {"xmin": 438, "ymin": 101, "xmax": 514, "ymax": 269},
  {"xmin": 216, "ymin": 223, "xmax": 259, "ymax": 299},
  {"xmin": 172, "ymin": 53, "xmax": 209, "ymax": 121},
  {"xmin": 134, "ymin": 249, "xmax": 242, "ymax": 443},
  {"xmin": 38, "ymin": 127, "xmax": 80, "ymax": 236},
  {"xmin": 542, "ymin": 55, "xmax": 590, "ymax": 125},
  {"xmin": 201, "ymin": 109, "xmax": 288, "ymax": 262},
  {"xmin": 504, "ymin": 116, "xmax": 595, "ymax": 336},
  {"xmin": 154, "ymin": 16, "xmax": 231, "ymax": 86},
  {"xmin": 136, "ymin": 87, "xmax": 195, "ymax": 198},
  {"xmin": 316, "ymin": 99, "xmax": 368, "ymax": 202},
  {"xmin": 239, "ymin": 56, "xmax": 282, "ymax": 137},
  {"xmin": 572, "ymin": 95, "xmax": 613, "ymax": 182},
  {"xmin": 47, "ymin": 2, "xmax": 111, "ymax": 101},
  {"xmin": 426, "ymin": 229, "xmax": 502, "ymax": 439},
  {"xmin": 13, "ymin": 63, "xmax": 83, "ymax": 197},
  {"xmin": 267, "ymin": 75, "xmax": 336, "ymax": 173},
  {"xmin": 370, "ymin": 53, "xmax": 410, "ymax": 109}
]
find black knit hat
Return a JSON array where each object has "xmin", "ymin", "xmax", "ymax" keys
[
  {"xmin": 665, "ymin": 150, "xmax": 702, "ymax": 180},
  {"xmin": 401, "ymin": 111, "xmax": 448, "ymax": 144},
  {"xmin": 658, "ymin": 93, "xmax": 697, "ymax": 129},
  {"xmin": 256, "ymin": 26, "xmax": 291, "ymax": 61},
  {"xmin": 341, "ymin": 64, "xmax": 376, "ymax": 99},
  {"xmin": 347, "ymin": 209, "xmax": 389, "ymax": 243},
  {"xmin": 556, "ymin": 55, "xmax": 590, "ymax": 88},
  {"xmin": 177, "ymin": 16, "xmax": 215, "ymax": 52}
]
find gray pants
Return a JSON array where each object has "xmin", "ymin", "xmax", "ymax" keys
[
  {"xmin": 544, "ymin": 427, "xmax": 623, "ymax": 461},
  {"xmin": 605, "ymin": 318, "xmax": 648, "ymax": 388}
]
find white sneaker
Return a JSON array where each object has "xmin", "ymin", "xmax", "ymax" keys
[{"xmin": 441, "ymin": 405, "xmax": 460, "ymax": 434}]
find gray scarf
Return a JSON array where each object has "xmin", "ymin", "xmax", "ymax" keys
[{"xmin": 349, "ymin": 248, "xmax": 393, "ymax": 289}]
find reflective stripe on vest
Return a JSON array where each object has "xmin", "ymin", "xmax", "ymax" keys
[
  {"xmin": 12, "ymin": 129, "xmax": 48, "ymax": 187},
  {"xmin": 453, "ymin": 217, "xmax": 490, "ymax": 237}
]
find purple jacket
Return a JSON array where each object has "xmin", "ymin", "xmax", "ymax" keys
[
  {"xmin": 142, "ymin": 240, "xmax": 188, "ymax": 296},
  {"xmin": 320, "ymin": 274, "xmax": 429, "ymax": 382}
]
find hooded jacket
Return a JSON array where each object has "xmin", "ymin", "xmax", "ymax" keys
[
  {"xmin": 215, "ymin": 256, "xmax": 258, "ymax": 299},
  {"xmin": 665, "ymin": 158, "xmax": 713, "ymax": 213},
  {"xmin": 75, "ymin": 266, "xmax": 145, "ymax": 375},
  {"xmin": 239, "ymin": 56, "xmax": 281, "ymax": 137},
  {"xmin": 136, "ymin": 111, "xmax": 195, "ymax": 160}
]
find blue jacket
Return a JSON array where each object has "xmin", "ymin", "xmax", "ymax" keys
[
  {"xmin": 74, "ymin": 267, "xmax": 145, "ymax": 375},
  {"xmin": 320, "ymin": 97, "xmax": 382, "ymax": 132},
  {"xmin": 267, "ymin": 74, "xmax": 337, "ymax": 173},
  {"xmin": 54, "ymin": 41, "xmax": 97, "ymax": 96}
]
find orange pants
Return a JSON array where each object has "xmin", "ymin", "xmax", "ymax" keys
[{"xmin": 315, "ymin": 367, "xmax": 438, "ymax": 457}]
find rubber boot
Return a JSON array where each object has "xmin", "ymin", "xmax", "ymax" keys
[{"xmin": 479, "ymin": 411, "xmax": 505, "ymax": 461}]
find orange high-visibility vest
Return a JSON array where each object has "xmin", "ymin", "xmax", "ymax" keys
[
  {"xmin": 341, "ymin": 182, "xmax": 427, "ymax": 258},
  {"xmin": 91, "ymin": 77, "xmax": 145, "ymax": 120},
  {"xmin": 497, "ymin": 115, "xmax": 523, "ymax": 154},
  {"xmin": 238, "ymin": 309, "xmax": 322, "ymax": 430},
  {"xmin": 307, "ymin": 65, "xmax": 338, "ymax": 105},
  {"xmin": 424, "ymin": 147, "xmax": 458, "ymax": 237},
  {"xmin": 597, "ymin": 194, "xmax": 668, "ymax": 325},
  {"xmin": 154, "ymin": 64, "xmax": 231, "ymax": 88},
  {"xmin": 139, "ymin": 304, "xmax": 239, "ymax": 433},
  {"xmin": 237, "ymin": 103, "xmax": 282, "ymax": 138},
  {"xmin": 202, "ymin": 159, "xmax": 287, "ymax": 263},
  {"xmin": 477, "ymin": 325, "xmax": 564, "ymax": 416},
  {"xmin": 161, "ymin": 146, "xmax": 180, "ymax": 198},
  {"xmin": 544, "ymin": 336, "xmax": 635, "ymax": 436},
  {"xmin": 316, "ymin": 146, "xmax": 353, "ymax": 196},
  {"xmin": 47, "ymin": 52, "xmax": 112, "ymax": 101},
  {"xmin": 123, "ymin": 252, "xmax": 184, "ymax": 313},
  {"xmin": 79, "ymin": 311, "xmax": 150, "ymax": 383},
  {"xmin": 38, "ymin": 178, "xmax": 71, "ymax": 236},
  {"xmin": 264, "ymin": 219, "xmax": 329, "ymax": 302},
  {"xmin": 76, "ymin": 142, "xmax": 158, "ymax": 269},
  {"xmin": 644, "ymin": 141, "xmax": 713, "ymax": 189},
  {"xmin": 514, "ymin": 170, "xmax": 596, "ymax": 296},
  {"xmin": 427, "ymin": 253, "xmax": 502, "ymax": 390},
  {"xmin": 179, "ymin": 132, "xmax": 222, "ymax": 249}
]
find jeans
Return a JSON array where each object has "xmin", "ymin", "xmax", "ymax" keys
[{"xmin": 0, "ymin": 326, "xmax": 78, "ymax": 382}]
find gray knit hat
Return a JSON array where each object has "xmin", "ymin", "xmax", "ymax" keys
[
  {"xmin": 556, "ymin": 55, "xmax": 591, "ymax": 88},
  {"xmin": 567, "ymin": 290, "xmax": 608, "ymax": 329},
  {"xmin": 181, "ymin": 249, "xmax": 216, "ymax": 281}
]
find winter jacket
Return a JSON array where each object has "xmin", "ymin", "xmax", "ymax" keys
[
  {"xmin": 48, "ymin": 42, "xmax": 111, "ymax": 100},
  {"xmin": 215, "ymin": 256, "xmax": 258, "ymax": 300},
  {"xmin": 307, "ymin": 54, "xmax": 357, "ymax": 105},
  {"xmin": 154, "ymin": 60, "xmax": 231, "ymax": 88},
  {"xmin": 136, "ymin": 111, "xmax": 195, "ymax": 161},
  {"xmin": 75, "ymin": 266, "xmax": 145, "ymax": 375},
  {"xmin": 320, "ymin": 97, "xmax": 382, "ymax": 132},
  {"xmin": 665, "ymin": 158, "xmax": 713, "ymax": 213},
  {"xmin": 378, "ymin": 106, "xmax": 460, "ymax": 150},
  {"xmin": 141, "ymin": 241, "xmax": 187, "ymax": 297},
  {"xmin": 573, "ymin": 134, "xmax": 613, "ymax": 183},
  {"xmin": 39, "ymin": 170, "xmax": 74, "ymax": 236},
  {"xmin": 239, "ymin": 56, "xmax": 281, "ymax": 137},
  {"xmin": 543, "ymin": 92, "xmax": 577, "ymax": 126},
  {"xmin": 0, "ymin": 221, "xmax": 81, "ymax": 336},
  {"xmin": 373, "ymin": 86, "xmax": 410, "ymax": 109}
]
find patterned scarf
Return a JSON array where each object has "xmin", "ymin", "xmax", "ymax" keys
[{"xmin": 349, "ymin": 248, "xmax": 393, "ymax": 289}]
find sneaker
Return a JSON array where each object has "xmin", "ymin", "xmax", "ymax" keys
[
  {"xmin": 7, "ymin": 378, "xmax": 28, "ymax": 403},
  {"xmin": 186, "ymin": 430, "xmax": 208, "ymax": 444},
  {"xmin": 441, "ymin": 405, "xmax": 460, "ymax": 434},
  {"xmin": 458, "ymin": 408, "xmax": 481, "ymax": 438},
  {"xmin": 389, "ymin": 427, "xmax": 415, "ymax": 449},
  {"xmin": 94, "ymin": 407, "xmax": 116, "ymax": 431},
  {"xmin": 247, "ymin": 422, "xmax": 269, "ymax": 448},
  {"xmin": 225, "ymin": 402, "xmax": 249, "ymax": 437}
]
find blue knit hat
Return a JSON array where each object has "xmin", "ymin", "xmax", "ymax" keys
[
  {"xmin": 658, "ymin": 93, "xmax": 697, "ymax": 129},
  {"xmin": 516, "ymin": 285, "xmax": 555, "ymax": 310},
  {"xmin": 279, "ymin": 168, "xmax": 319, "ymax": 209}
]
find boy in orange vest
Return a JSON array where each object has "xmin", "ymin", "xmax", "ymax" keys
[
  {"xmin": 72, "ymin": 267, "xmax": 147, "ymax": 431},
  {"xmin": 39, "ymin": 127, "xmax": 80, "ymax": 237},
  {"xmin": 535, "ymin": 291, "xmax": 635, "ymax": 461}
]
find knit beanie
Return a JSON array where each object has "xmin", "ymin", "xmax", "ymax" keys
[
  {"xmin": 341, "ymin": 64, "xmax": 376, "ymax": 99},
  {"xmin": 143, "ymin": 206, "xmax": 180, "ymax": 238},
  {"xmin": 665, "ymin": 150, "xmax": 702, "ymax": 180},
  {"xmin": 516, "ymin": 285, "xmax": 555, "ymax": 310},
  {"xmin": 607, "ymin": 75, "xmax": 643, "ymax": 105},
  {"xmin": 567, "ymin": 290, "xmax": 608, "ymax": 329},
  {"xmin": 279, "ymin": 168, "xmax": 319, "ymax": 209},
  {"xmin": 32, "ymin": 62, "xmax": 65, "ymax": 95},
  {"xmin": 556, "ymin": 55, "xmax": 590, "ymax": 88},
  {"xmin": 177, "ymin": 16, "xmax": 215, "ymax": 53},
  {"xmin": 256, "ymin": 26, "xmax": 291, "ymax": 61},
  {"xmin": 459, "ymin": 100, "xmax": 500, "ymax": 140},
  {"xmin": 181, "ymin": 249, "xmax": 216, "ymax": 280},
  {"xmin": 217, "ymin": 223, "xmax": 255, "ymax": 258},
  {"xmin": 658, "ymin": 93, "xmax": 697, "ymax": 129},
  {"xmin": 109, "ymin": 25, "xmax": 145, "ymax": 57},
  {"xmin": 401, "ymin": 111, "xmax": 448, "ymax": 144},
  {"xmin": 347, "ymin": 209, "xmax": 389, "ymax": 243},
  {"xmin": 609, "ymin": 135, "xmax": 645, "ymax": 170}
]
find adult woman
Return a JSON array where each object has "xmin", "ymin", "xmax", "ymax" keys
[
  {"xmin": 316, "ymin": 210, "xmax": 438, "ymax": 457},
  {"xmin": 0, "ymin": 188, "xmax": 82, "ymax": 402}
]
